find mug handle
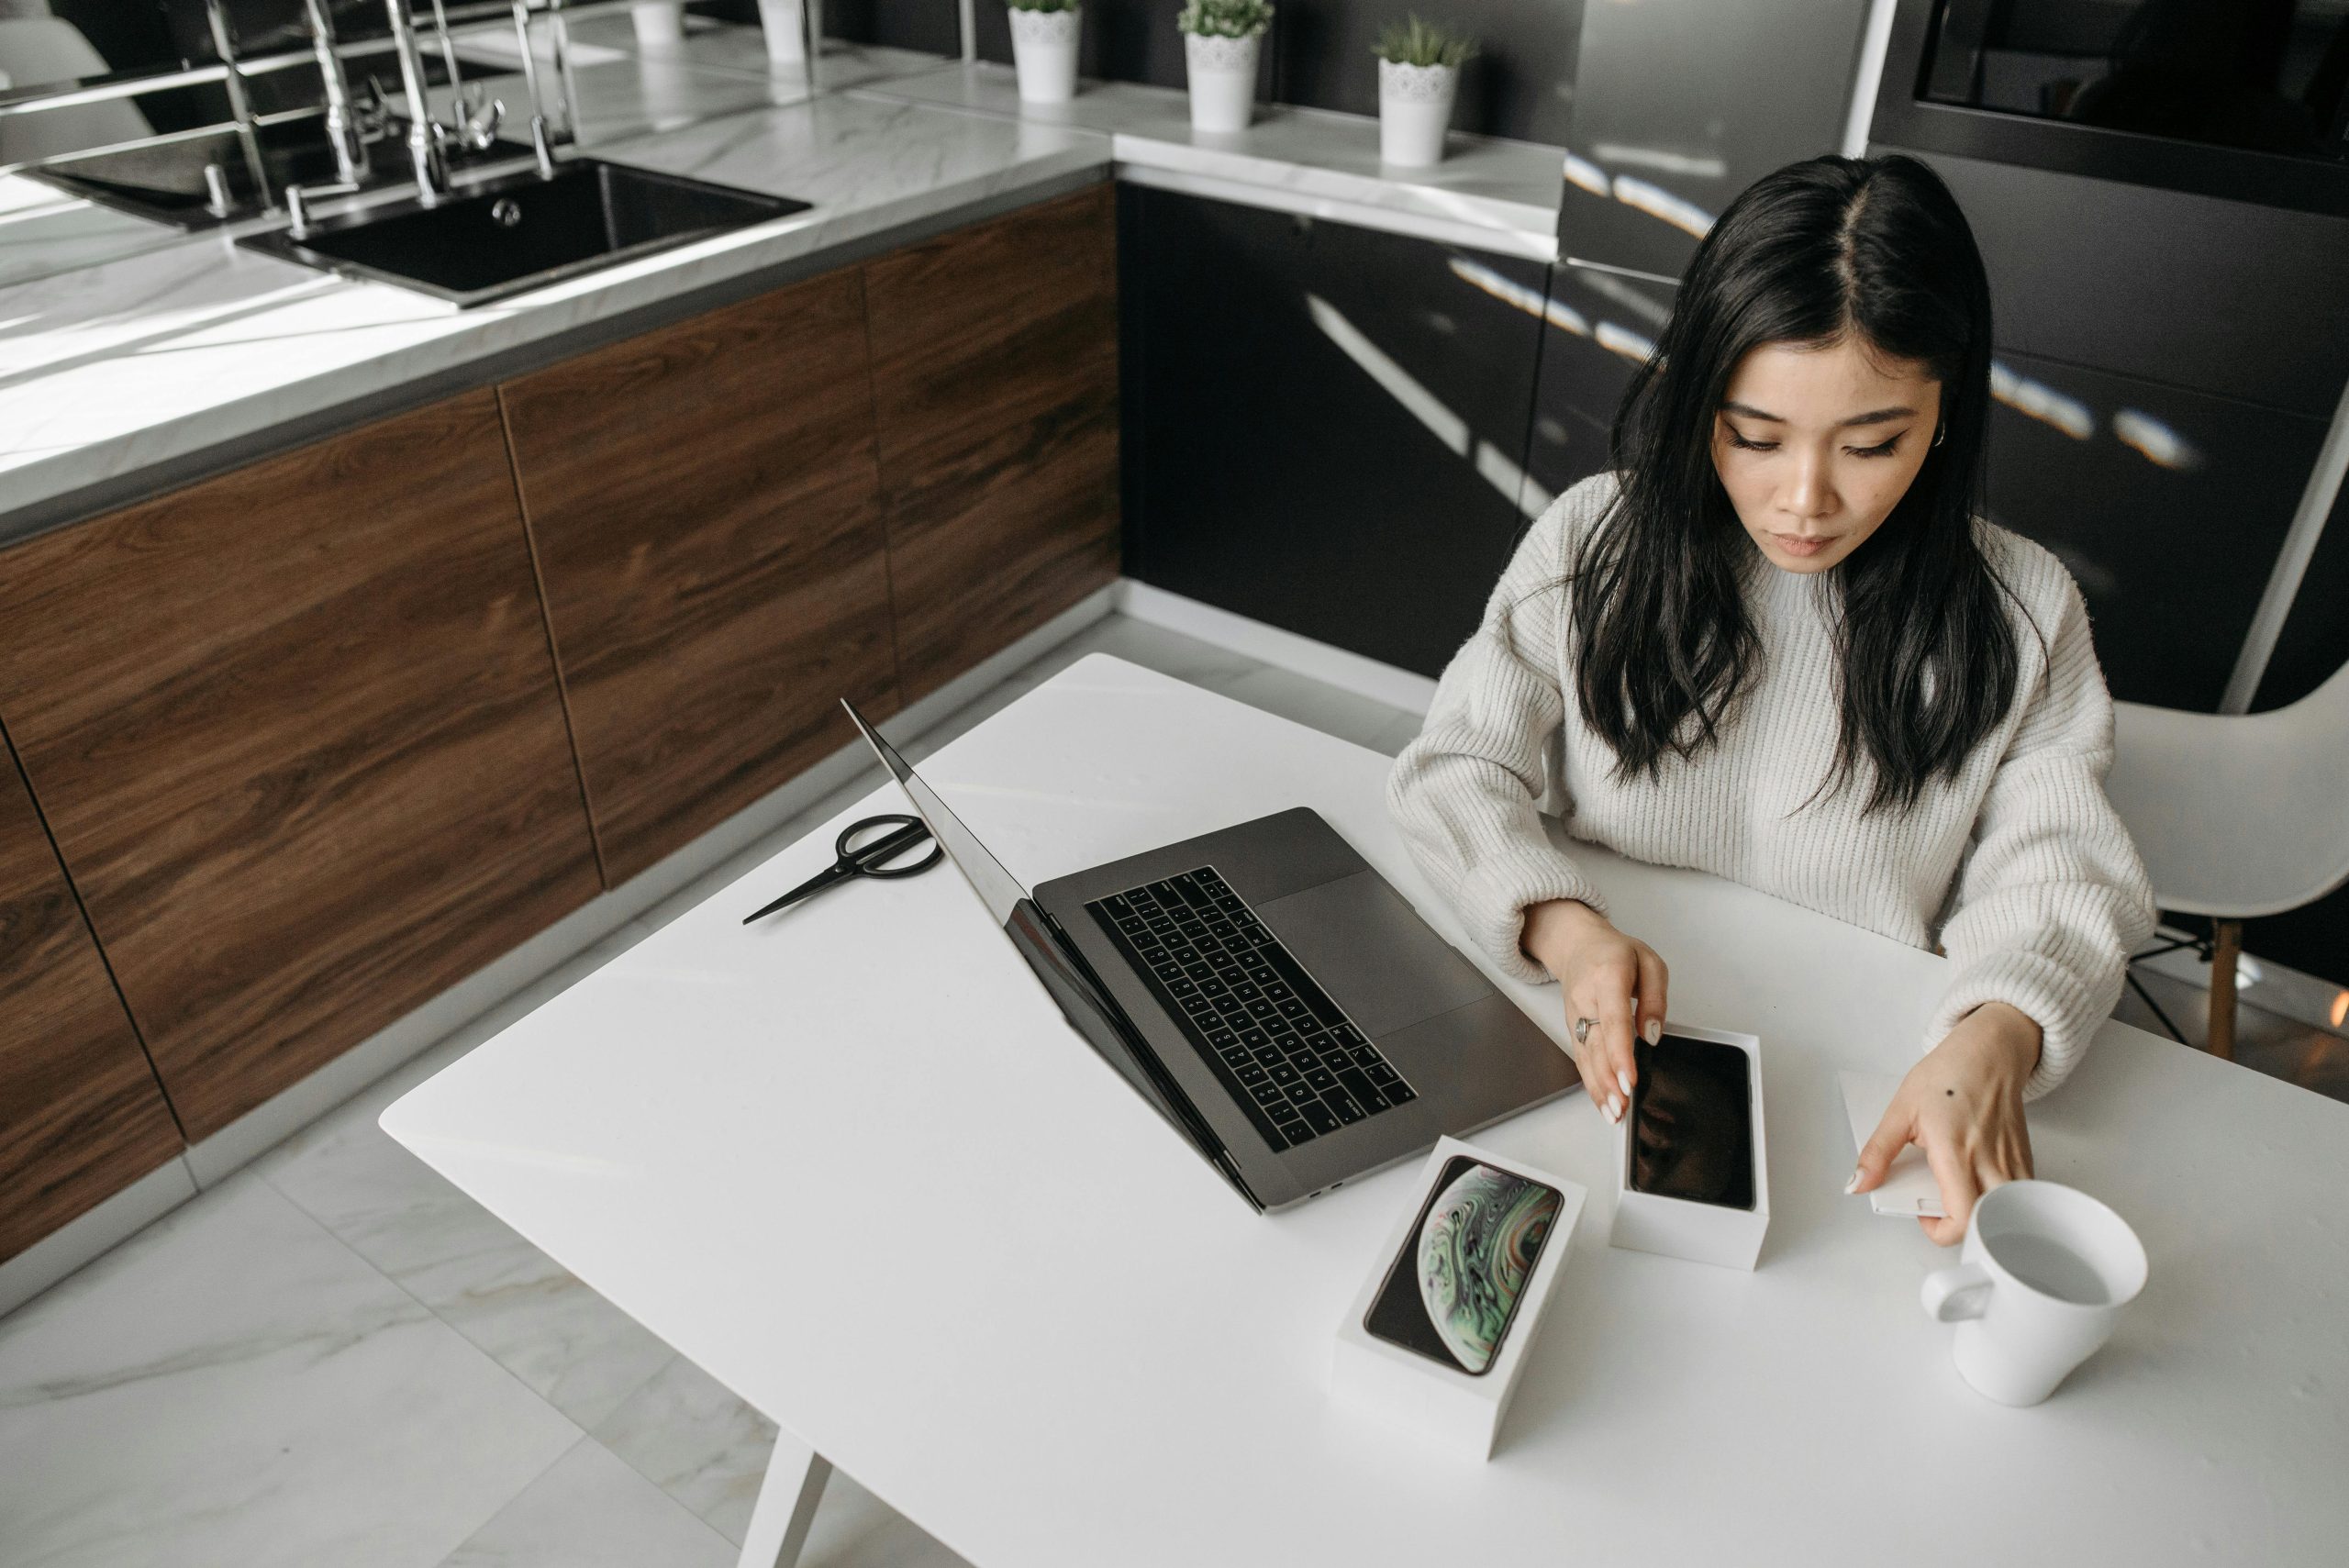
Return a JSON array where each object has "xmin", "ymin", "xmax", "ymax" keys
[{"xmin": 1921, "ymin": 1262, "xmax": 1993, "ymax": 1322}]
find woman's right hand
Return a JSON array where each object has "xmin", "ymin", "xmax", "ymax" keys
[{"xmin": 1520, "ymin": 898, "xmax": 1669, "ymax": 1124}]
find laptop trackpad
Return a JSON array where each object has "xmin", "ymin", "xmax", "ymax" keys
[{"xmin": 1256, "ymin": 871, "xmax": 1493, "ymax": 1038}]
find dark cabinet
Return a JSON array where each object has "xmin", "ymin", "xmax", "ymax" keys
[
  {"xmin": 0, "ymin": 732, "xmax": 182, "ymax": 1264},
  {"xmin": 500, "ymin": 267, "xmax": 901, "ymax": 884},
  {"xmin": 863, "ymin": 185, "xmax": 1122, "ymax": 703},
  {"xmin": 1976, "ymin": 352, "xmax": 2332, "ymax": 712},
  {"xmin": 0, "ymin": 391, "xmax": 602, "ymax": 1142},
  {"xmin": 1120, "ymin": 185, "xmax": 1548, "ymax": 678},
  {"xmin": 1522, "ymin": 260, "xmax": 1674, "ymax": 503}
]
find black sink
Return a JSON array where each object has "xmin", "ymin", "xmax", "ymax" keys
[{"xmin": 239, "ymin": 160, "xmax": 811, "ymax": 306}]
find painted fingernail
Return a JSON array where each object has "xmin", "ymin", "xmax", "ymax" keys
[
  {"xmin": 1616, "ymin": 1068, "xmax": 1632, "ymax": 1097},
  {"xmin": 1842, "ymin": 1168, "xmax": 1863, "ymax": 1195},
  {"xmin": 1643, "ymin": 1019, "xmax": 1662, "ymax": 1046},
  {"xmin": 1609, "ymin": 1095, "xmax": 1624, "ymax": 1122}
]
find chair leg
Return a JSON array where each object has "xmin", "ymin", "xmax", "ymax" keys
[{"xmin": 2207, "ymin": 919, "xmax": 2242, "ymax": 1062}]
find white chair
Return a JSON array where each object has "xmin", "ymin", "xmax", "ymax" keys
[{"xmin": 2103, "ymin": 659, "xmax": 2349, "ymax": 1058}]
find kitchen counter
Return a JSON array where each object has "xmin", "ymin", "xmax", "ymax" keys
[{"xmin": 0, "ymin": 22, "xmax": 1566, "ymax": 539}]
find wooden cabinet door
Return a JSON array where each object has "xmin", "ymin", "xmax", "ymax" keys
[
  {"xmin": 0, "ymin": 731, "xmax": 182, "ymax": 1263},
  {"xmin": 863, "ymin": 184, "xmax": 1121, "ymax": 703},
  {"xmin": 0, "ymin": 391, "xmax": 601, "ymax": 1143},
  {"xmin": 500, "ymin": 266, "xmax": 900, "ymax": 884}
]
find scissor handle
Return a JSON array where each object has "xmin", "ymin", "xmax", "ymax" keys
[{"xmin": 837, "ymin": 814, "xmax": 942, "ymax": 879}]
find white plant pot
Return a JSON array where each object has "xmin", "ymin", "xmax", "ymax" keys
[
  {"xmin": 1185, "ymin": 32, "xmax": 1262, "ymax": 134},
  {"xmin": 1008, "ymin": 8, "xmax": 1081, "ymax": 105},
  {"xmin": 756, "ymin": 0, "xmax": 808, "ymax": 66},
  {"xmin": 1378, "ymin": 60, "xmax": 1457, "ymax": 166},
  {"xmin": 630, "ymin": 1, "xmax": 687, "ymax": 50}
]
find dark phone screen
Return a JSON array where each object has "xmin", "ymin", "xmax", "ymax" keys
[
  {"xmin": 1628, "ymin": 1034, "xmax": 1755, "ymax": 1210},
  {"xmin": 1363, "ymin": 1156, "xmax": 1563, "ymax": 1376}
]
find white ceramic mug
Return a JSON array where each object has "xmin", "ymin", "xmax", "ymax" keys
[{"xmin": 1920, "ymin": 1179, "xmax": 2147, "ymax": 1406}]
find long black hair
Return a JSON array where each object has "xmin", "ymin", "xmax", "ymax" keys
[{"xmin": 1568, "ymin": 153, "xmax": 2020, "ymax": 814}]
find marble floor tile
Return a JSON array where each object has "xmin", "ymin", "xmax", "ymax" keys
[
  {"xmin": 438, "ymin": 1436, "xmax": 733, "ymax": 1568},
  {"xmin": 0, "ymin": 1174, "xmax": 578, "ymax": 1568},
  {"xmin": 590, "ymin": 1351, "xmax": 777, "ymax": 1546},
  {"xmin": 252, "ymin": 923, "xmax": 676, "ymax": 1430},
  {"xmin": 2114, "ymin": 966, "xmax": 2349, "ymax": 1105}
]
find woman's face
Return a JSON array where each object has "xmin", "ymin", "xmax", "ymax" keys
[{"xmin": 1710, "ymin": 336, "xmax": 1943, "ymax": 575}]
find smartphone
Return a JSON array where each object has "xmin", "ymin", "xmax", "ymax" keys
[
  {"xmin": 1627, "ymin": 1033, "xmax": 1756, "ymax": 1210},
  {"xmin": 1362, "ymin": 1156, "xmax": 1564, "ymax": 1375}
]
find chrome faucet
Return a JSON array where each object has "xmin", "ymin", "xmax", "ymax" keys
[
  {"xmin": 303, "ymin": 0, "xmax": 371, "ymax": 187},
  {"xmin": 383, "ymin": 0, "xmax": 505, "ymax": 206}
]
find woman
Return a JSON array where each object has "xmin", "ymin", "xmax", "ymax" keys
[{"xmin": 1388, "ymin": 153, "xmax": 2154, "ymax": 1243}]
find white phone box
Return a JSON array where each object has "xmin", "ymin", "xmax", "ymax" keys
[
  {"xmin": 1608, "ymin": 1022, "xmax": 1770, "ymax": 1271},
  {"xmin": 1329, "ymin": 1137, "xmax": 1586, "ymax": 1461}
]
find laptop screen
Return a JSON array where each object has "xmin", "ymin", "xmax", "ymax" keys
[{"xmin": 841, "ymin": 699, "xmax": 1029, "ymax": 926}]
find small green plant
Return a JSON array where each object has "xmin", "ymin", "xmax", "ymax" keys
[
  {"xmin": 1177, "ymin": 0, "xmax": 1275, "ymax": 40},
  {"xmin": 1372, "ymin": 14, "xmax": 1478, "ymax": 69},
  {"xmin": 1006, "ymin": 0, "xmax": 1079, "ymax": 12}
]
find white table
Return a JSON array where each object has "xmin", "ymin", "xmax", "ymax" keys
[{"xmin": 383, "ymin": 654, "xmax": 2349, "ymax": 1567}]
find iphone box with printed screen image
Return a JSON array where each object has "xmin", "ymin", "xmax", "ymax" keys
[
  {"xmin": 1609, "ymin": 1022, "xmax": 1770, "ymax": 1270},
  {"xmin": 1330, "ymin": 1137, "xmax": 1586, "ymax": 1461}
]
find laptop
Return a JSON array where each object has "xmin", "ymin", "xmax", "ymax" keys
[{"xmin": 843, "ymin": 697, "xmax": 1580, "ymax": 1212}]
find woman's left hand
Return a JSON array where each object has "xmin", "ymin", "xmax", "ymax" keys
[{"xmin": 1849, "ymin": 1003, "xmax": 2042, "ymax": 1245}]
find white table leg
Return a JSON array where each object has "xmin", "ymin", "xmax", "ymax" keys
[{"xmin": 738, "ymin": 1432, "xmax": 832, "ymax": 1568}]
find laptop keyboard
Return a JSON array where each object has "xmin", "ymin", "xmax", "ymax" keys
[{"xmin": 1087, "ymin": 866, "xmax": 1417, "ymax": 1151}]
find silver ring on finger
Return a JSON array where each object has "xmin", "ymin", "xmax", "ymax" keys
[{"xmin": 1573, "ymin": 1017, "xmax": 1598, "ymax": 1046}]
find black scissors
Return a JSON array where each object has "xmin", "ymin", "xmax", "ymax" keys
[{"xmin": 741, "ymin": 813, "xmax": 943, "ymax": 924}]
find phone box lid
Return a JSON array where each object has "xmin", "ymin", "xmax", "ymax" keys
[
  {"xmin": 1609, "ymin": 1021, "xmax": 1769, "ymax": 1271},
  {"xmin": 1328, "ymin": 1136, "xmax": 1586, "ymax": 1461}
]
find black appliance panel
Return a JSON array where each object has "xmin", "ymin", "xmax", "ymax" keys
[
  {"xmin": 1120, "ymin": 186, "xmax": 1546, "ymax": 678},
  {"xmin": 1901, "ymin": 151, "xmax": 2349, "ymax": 422},
  {"xmin": 1981, "ymin": 350, "xmax": 2330, "ymax": 711},
  {"xmin": 1556, "ymin": 0, "xmax": 1875, "ymax": 280},
  {"xmin": 1872, "ymin": 0, "xmax": 2349, "ymax": 215}
]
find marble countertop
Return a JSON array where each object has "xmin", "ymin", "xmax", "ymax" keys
[
  {"xmin": 858, "ymin": 61, "xmax": 1564, "ymax": 261},
  {"xmin": 0, "ymin": 21, "xmax": 1566, "ymax": 536}
]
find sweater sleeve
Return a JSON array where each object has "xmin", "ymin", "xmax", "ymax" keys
[
  {"xmin": 1925, "ymin": 579, "xmax": 2157, "ymax": 1100},
  {"xmin": 1386, "ymin": 486, "xmax": 1611, "ymax": 984}
]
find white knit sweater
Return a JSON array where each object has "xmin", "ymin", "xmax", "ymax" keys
[{"xmin": 1388, "ymin": 474, "xmax": 2155, "ymax": 1100}]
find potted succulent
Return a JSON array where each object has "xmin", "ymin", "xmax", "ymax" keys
[
  {"xmin": 1372, "ymin": 14, "xmax": 1477, "ymax": 167},
  {"xmin": 1007, "ymin": 0, "xmax": 1083, "ymax": 105},
  {"xmin": 1177, "ymin": 0, "xmax": 1275, "ymax": 135}
]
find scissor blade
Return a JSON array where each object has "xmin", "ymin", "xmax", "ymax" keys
[{"xmin": 741, "ymin": 862, "xmax": 852, "ymax": 924}]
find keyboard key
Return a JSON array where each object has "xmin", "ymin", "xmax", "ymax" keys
[
  {"xmin": 1231, "ymin": 983, "xmax": 1263, "ymax": 1003},
  {"xmin": 1276, "ymin": 999, "xmax": 1309, "ymax": 1021},
  {"xmin": 1285, "ymin": 1083, "xmax": 1316, "ymax": 1106},
  {"xmin": 1249, "ymin": 1082, "xmax": 1286, "ymax": 1107},
  {"xmin": 1299, "ymin": 1101, "xmax": 1341, "ymax": 1135},
  {"xmin": 1337, "ymin": 1065, "xmax": 1385, "ymax": 1107},
  {"xmin": 1327, "ymin": 1089, "xmax": 1366, "ymax": 1125},
  {"xmin": 1366, "ymin": 1062, "xmax": 1401, "ymax": 1087},
  {"xmin": 1385, "ymin": 1081, "xmax": 1417, "ymax": 1105},
  {"xmin": 1349, "ymin": 1047, "xmax": 1381, "ymax": 1070},
  {"xmin": 1167, "ymin": 978, "xmax": 1197, "ymax": 997},
  {"xmin": 1306, "ymin": 1067, "xmax": 1337, "ymax": 1092},
  {"xmin": 1270, "ymin": 1063, "xmax": 1300, "ymax": 1085},
  {"xmin": 1332, "ymin": 1024, "xmax": 1367, "ymax": 1048},
  {"xmin": 1245, "ymin": 964, "xmax": 1277, "ymax": 984},
  {"xmin": 1240, "ymin": 1029, "xmax": 1269, "ymax": 1050},
  {"xmin": 1279, "ymin": 1119, "xmax": 1318, "ymax": 1146},
  {"xmin": 1236, "ymin": 1063, "xmax": 1268, "ymax": 1086},
  {"xmin": 1218, "ymin": 1045, "xmax": 1251, "ymax": 1069}
]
